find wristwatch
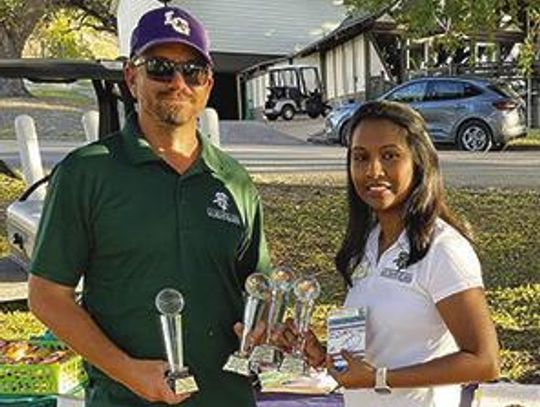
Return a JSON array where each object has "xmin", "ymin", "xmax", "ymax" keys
[{"xmin": 374, "ymin": 367, "xmax": 392, "ymax": 394}]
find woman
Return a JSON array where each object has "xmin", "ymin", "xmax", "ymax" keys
[{"xmin": 277, "ymin": 101, "xmax": 499, "ymax": 406}]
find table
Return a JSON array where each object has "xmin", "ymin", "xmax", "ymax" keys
[{"xmin": 0, "ymin": 393, "xmax": 344, "ymax": 407}]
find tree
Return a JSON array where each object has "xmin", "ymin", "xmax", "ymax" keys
[
  {"xmin": 344, "ymin": 0, "xmax": 539, "ymax": 74},
  {"xmin": 0, "ymin": 0, "xmax": 116, "ymax": 96},
  {"xmin": 0, "ymin": 0, "xmax": 54, "ymax": 96}
]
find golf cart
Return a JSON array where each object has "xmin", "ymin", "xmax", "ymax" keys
[
  {"xmin": 1, "ymin": 59, "xmax": 221, "ymax": 271},
  {"xmin": 0, "ymin": 58, "xmax": 131, "ymax": 269},
  {"xmin": 264, "ymin": 65, "xmax": 331, "ymax": 121}
]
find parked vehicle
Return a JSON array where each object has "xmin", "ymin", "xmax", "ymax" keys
[
  {"xmin": 264, "ymin": 65, "xmax": 331, "ymax": 121},
  {"xmin": 324, "ymin": 76, "xmax": 527, "ymax": 151},
  {"xmin": 0, "ymin": 59, "xmax": 129, "ymax": 269}
]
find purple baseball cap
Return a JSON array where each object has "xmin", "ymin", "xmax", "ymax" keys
[{"xmin": 130, "ymin": 6, "xmax": 212, "ymax": 65}]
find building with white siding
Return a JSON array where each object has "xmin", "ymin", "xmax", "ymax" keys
[
  {"xmin": 113, "ymin": 0, "xmax": 346, "ymax": 119},
  {"xmin": 241, "ymin": 11, "xmax": 396, "ymax": 118}
]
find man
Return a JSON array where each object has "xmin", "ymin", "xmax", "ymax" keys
[{"xmin": 28, "ymin": 5, "xmax": 271, "ymax": 407}]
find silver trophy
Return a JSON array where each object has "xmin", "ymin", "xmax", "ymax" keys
[
  {"xmin": 223, "ymin": 272, "xmax": 272, "ymax": 375},
  {"xmin": 250, "ymin": 267, "xmax": 295, "ymax": 372},
  {"xmin": 156, "ymin": 288, "xmax": 199, "ymax": 394},
  {"xmin": 279, "ymin": 275, "xmax": 321, "ymax": 375}
]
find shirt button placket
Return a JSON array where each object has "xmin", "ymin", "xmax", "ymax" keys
[{"xmin": 176, "ymin": 176, "xmax": 186, "ymax": 280}]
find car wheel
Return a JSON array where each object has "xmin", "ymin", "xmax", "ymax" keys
[
  {"xmin": 281, "ymin": 105, "xmax": 295, "ymax": 121},
  {"xmin": 339, "ymin": 120, "xmax": 350, "ymax": 146},
  {"xmin": 457, "ymin": 120, "xmax": 493, "ymax": 152},
  {"xmin": 265, "ymin": 114, "xmax": 278, "ymax": 121}
]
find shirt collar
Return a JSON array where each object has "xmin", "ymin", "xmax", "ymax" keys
[
  {"xmin": 120, "ymin": 113, "xmax": 224, "ymax": 175},
  {"xmin": 365, "ymin": 224, "xmax": 410, "ymax": 267}
]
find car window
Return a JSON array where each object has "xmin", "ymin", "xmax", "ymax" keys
[
  {"xmin": 385, "ymin": 81, "xmax": 427, "ymax": 103},
  {"xmin": 464, "ymin": 83, "xmax": 482, "ymax": 97},
  {"xmin": 427, "ymin": 80, "xmax": 479, "ymax": 101},
  {"xmin": 487, "ymin": 83, "xmax": 520, "ymax": 99}
]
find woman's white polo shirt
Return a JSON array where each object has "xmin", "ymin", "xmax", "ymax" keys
[{"xmin": 343, "ymin": 218, "xmax": 483, "ymax": 407}]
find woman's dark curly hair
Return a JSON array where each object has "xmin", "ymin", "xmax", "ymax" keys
[{"xmin": 335, "ymin": 101, "xmax": 472, "ymax": 286}]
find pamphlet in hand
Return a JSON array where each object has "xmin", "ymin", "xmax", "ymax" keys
[{"xmin": 327, "ymin": 307, "xmax": 366, "ymax": 371}]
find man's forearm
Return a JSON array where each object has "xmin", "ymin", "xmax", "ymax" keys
[{"xmin": 28, "ymin": 280, "xmax": 133, "ymax": 387}]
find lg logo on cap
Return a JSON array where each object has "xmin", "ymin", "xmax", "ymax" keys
[{"xmin": 164, "ymin": 11, "xmax": 191, "ymax": 36}]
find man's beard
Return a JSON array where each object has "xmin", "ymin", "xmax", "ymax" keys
[
  {"xmin": 156, "ymin": 102, "xmax": 185, "ymax": 125},
  {"xmin": 154, "ymin": 91, "xmax": 194, "ymax": 126}
]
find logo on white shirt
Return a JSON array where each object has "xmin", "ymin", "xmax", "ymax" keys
[
  {"xmin": 381, "ymin": 268, "xmax": 413, "ymax": 284},
  {"xmin": 393, "ymin": 251, "xmax": 410, "ymax": 270},
  {"xmin": 381, "ymin": 251, "xmax": 413, "ymax": 284}
]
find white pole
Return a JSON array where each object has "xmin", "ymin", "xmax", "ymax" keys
[
  {"xmin": 198, "ymin": 108, "xmax": 220, "ymax": 147},
  {"xmin": 14, "ymin": 115, "xmax": 46, "ymax": 200},
  {"xmin": 81, "ymin": 110, "xmax": 100, "ymax": 143}
]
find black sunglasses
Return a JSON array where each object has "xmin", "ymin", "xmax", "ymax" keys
[{"xmin": 133, "ymin": 57, "xmax": 210, "ymax": 86}]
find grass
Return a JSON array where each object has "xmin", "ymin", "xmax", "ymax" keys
[
  {"xmin": 28, "ymin": 89, "xmax": 92, "ymax": 107},
  {"xmin": 27, "ymin": 81, "xmax": 95, "ymax": 107},
  {"xmin": 508, "ymin": 128, "xmax": 540, "ymax": 148},
  {"xmin": 0, "ymin": 173, "xmax": 539, "ymax": 383}
]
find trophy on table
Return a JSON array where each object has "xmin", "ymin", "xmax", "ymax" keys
[
  {"xmin": 279, "ymin": 275, "xmax": 321, "ymax": 375},
  {"xmin": 223, "ymin": 272, "xmax": 272, "ymax": 376},
  {"xmin": 155, "ymin": 288, "xmax": 199, "ymax": 394},
  {"xmin": 250, "ymin": 267, "xmax": 295, "ymax": 372}
]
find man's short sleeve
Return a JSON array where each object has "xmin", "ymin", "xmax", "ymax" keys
[
  {"xmin": 423, "ymin": 233, "xmax": 484, "ymax": 304},
  {"xmin": 236, "ymin": 197, "xmax": 272, "ymax": 280},
  {"xmin": 29, "ymin": 162, "xmax": 90, "ymax": 287}
]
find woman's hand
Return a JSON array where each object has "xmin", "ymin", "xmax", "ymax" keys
[
  {"xmin": 121, "ymin": 358, "xmax": 192, "ymax": 405},
  {"xmin": 327, "ymin": 351, "xmax": 376, "ymax": 389}
]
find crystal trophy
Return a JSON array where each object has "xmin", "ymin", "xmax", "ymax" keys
[
  {"xmin": 156, "ymin": 288, "xmax": 199, "ymax": 394},
  {"xmin": 250, "ymin": 267, "xmax": 295, "ymax": 372},
  {"xmin": 223, "ymin": 272, "xmax": 272, "ymax": 375},
  {"xmin": 279, "ymin": 275, "xmax": 321, "ymax": 375}
]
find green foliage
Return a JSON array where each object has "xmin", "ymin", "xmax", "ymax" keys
[
  {"xmin": 31, "ymin": 9, "xmax": 94, "ymax": 59},
  {"xmin": 344, "ymin": 0, "xmax": 540, "ymax": 75},
  {"xmin": 0, "ymin": 175, "xmax": 24, "ymax": 255},
  {"xmin": 517, "ymin": 7, "xmax": 540, "ymax": 77}
]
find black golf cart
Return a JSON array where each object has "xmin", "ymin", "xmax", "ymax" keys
[
  {"xmin": 0, "ymin": 58, "xmax": 131, "ymax": 269},
  {"xmin": 263, "ymin": 65, "xmax": 331, "ymax": 121}
]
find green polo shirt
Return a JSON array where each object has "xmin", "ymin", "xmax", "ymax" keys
[{"xmin": 30, "ymin": 115, "xmax": 271, "ymax": 407}]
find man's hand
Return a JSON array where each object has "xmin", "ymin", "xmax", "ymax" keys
[
  {"xmin": 233, "ymin": 320, "xmax": 266, "ymax": 352},
  {"xmin": 121, "ymin": 358, "xmax": 192, "ymax": 405}
]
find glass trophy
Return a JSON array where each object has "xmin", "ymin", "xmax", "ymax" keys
[
  {"xmin": 155, "ymin": 288, "xmax": 199, "ymax": 394},
  {"xmin": 223, "ymin": 272, "xmax": 272, "ymax": 376},
  {"xmin": 279, "ymin": 275, "xmax": 321, "ymax": 375},
  {"xmin": 250, "ymin": 267, "xmax": 295, "ymax": 372}
]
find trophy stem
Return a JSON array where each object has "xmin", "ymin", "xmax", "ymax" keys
[
  {"xmin": 265, "ymin": 290, "xmax": 287, "ymax": 343},
  {"xmin": 240, "ymin": 296, "xmax": 261, "ymax": 354},
  {"xmin": 160, "ymin": 314, "xmax": 184, "ymax": 373}
]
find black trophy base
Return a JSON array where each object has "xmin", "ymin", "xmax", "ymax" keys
[
  {"xmin": 223, "ymin": 352, "xmax": 252, "ymax": 376},
  {"xmin": 168, "ymin": 367, "xmax": 199, "ymax": 394}
]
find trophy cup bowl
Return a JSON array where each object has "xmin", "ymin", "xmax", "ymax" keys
[
  {"xmin": 279, "ymin": 275, "xmax": 321, "ymax": 376},
  {"xmin": 156, "ymin": 288, "xmax": 199, "ymax": 394},
  {"xmin": 250, "ymin": 267, "xmax": 295, "ymax": 372},
  {"xmin": 223, "ymin": 272, "xmax": 272, "ymax": 376}
]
